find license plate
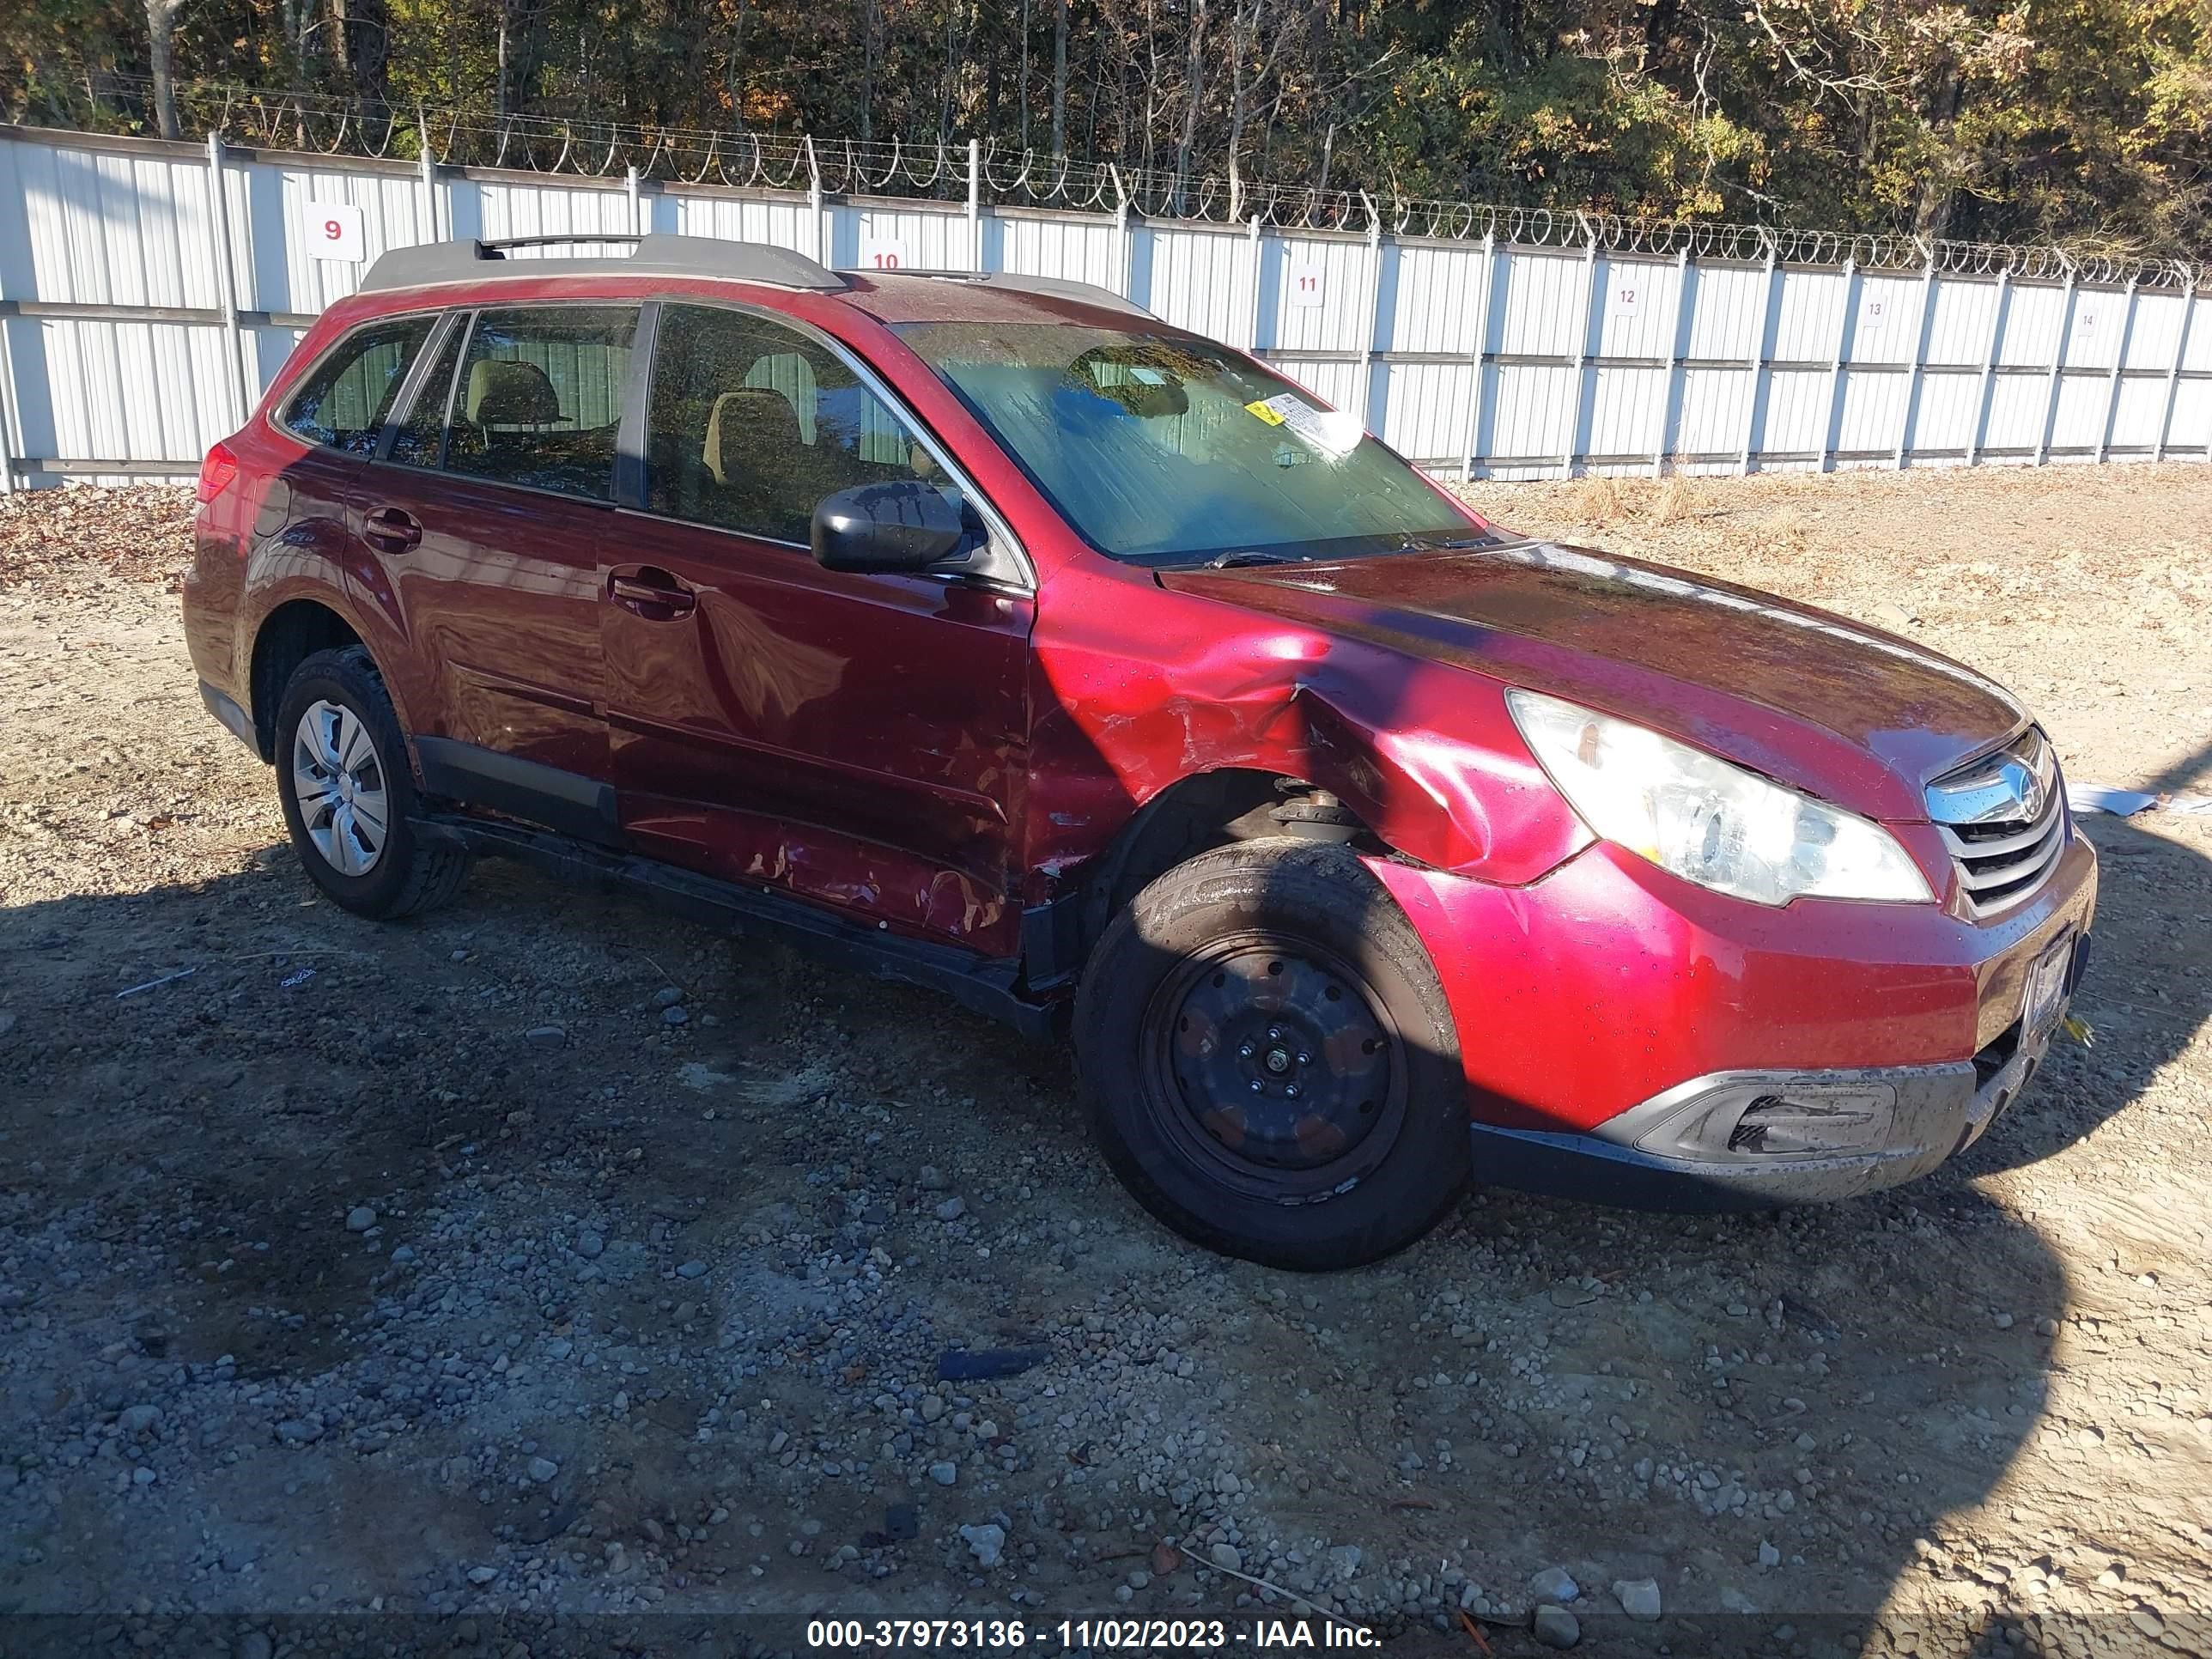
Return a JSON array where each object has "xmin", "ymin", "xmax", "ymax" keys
[{"xmin": 2022, "ymin": 938, "xmax": 2071, "ymax": 1041}]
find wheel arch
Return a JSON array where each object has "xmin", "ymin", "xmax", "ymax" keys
[
  {"xmin": 1027, "ymin": 765, "xmax": 1391, "ymax": 995},
  {"xmin": 247, "ymin": 599, "xmax": 368, "ymax": 762}
]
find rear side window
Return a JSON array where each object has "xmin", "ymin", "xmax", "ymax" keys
[
  {"xmin": 644, "ymin": 303, "xmax": 944, "ymax": 544},
  {"xmin": 279, "ymin": 317, "xmax": 435, "ymax": 454},
  {"xmin": 440, "ymin": 307, "xmax": 638, "ymax": 501}
]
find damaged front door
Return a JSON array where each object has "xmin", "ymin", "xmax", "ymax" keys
[{"xmin": 602, "ymin": 301, "xmax": 1032, "ymax": 955}]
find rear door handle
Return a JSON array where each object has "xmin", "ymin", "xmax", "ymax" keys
[
  {"xmin": 362, "ymin": 505, "xmax": 422, "ymax": 552},
  {"xmin": 608, "ymin": 567, "xmax": 696, "ymax": 619}
]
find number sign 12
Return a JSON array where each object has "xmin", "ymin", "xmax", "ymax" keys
[{"xmin": 304, "ymin": 201, "xmax": 365, "ymax": 263}]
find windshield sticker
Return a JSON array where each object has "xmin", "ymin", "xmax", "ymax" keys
[{"xmin": 1249, "ymin": 392, "xmax": 1361, "ymax": 457}]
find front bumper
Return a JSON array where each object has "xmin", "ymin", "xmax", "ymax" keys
[
  {"xmin": 1464, "ymin": 941, "xmax": 2083, "ymax": 1210},
  {"xmin": 1365, "ymin": 828, "xmax": 2099, "ymax": 1210}
]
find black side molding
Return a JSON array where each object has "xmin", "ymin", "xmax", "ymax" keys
[
  {"xmin": 414, "ymin": 812, "xmax": 1060, "ymax": 1041},
  {"xmin": 414, "ymin": 737, "xmax": 623, "ymax": 846}
]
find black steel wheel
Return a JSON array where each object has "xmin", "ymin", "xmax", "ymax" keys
[
  {"xmin": 1077, "ymin": 839, "xmax": 1469, "ymax": 1269},
  {"xmin": 1140, "ymin": 935, "xmax": 1408, "ymax": 1200}
]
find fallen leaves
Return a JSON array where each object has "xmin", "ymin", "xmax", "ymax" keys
[{"xmin": 0, "ymin": 485, "xmax": 196, "ymax": 592}]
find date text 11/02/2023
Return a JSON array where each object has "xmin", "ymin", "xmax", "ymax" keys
[{"xmin": 805, "ymin": 1619, "xmax": 1382, "ymax": 1649}]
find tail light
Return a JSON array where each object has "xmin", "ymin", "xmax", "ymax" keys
[{"xmin": 196, "ymin": 441, "xmax": 240, "ymax": 504}]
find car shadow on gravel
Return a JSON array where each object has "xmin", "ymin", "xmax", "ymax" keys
[{"xmin": 0, "ymin": 798, "xmax": 2205, "ymax": 1659}]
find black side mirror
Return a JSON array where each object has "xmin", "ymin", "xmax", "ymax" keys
[{"xmin": 811, "ymin": 480, "xmax": 967, "ymax": 574}]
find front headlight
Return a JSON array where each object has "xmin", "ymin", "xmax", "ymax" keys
[{"xmin": 1505, "ymin": 689, "xmax": 1933, "ymax": 906}]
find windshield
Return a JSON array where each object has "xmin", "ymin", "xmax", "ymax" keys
[{"xmin": 894, "ymin": 322, "xmax": 1484, "ymax": 567}]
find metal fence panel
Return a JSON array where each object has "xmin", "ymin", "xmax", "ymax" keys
[
  {"xmin": 1137, "ymin": 222, "xmax": 1243, "ymax": 341},
  {"xmin": 990, "ymin": 212, "xmax": 1119, "ymax": 290},
  {"xmin": 2000, "ymin": 284, "xmax": 2068, "ymax": 367},
  {"xmin": 1677, "ymin": 367, "xmax": 1749, "ymax": 458},
  {"xmin": 1913, "ymin": 368, "xmax": 1983, "ymax": 453},
  {"xmin": 1926, "ymin": 278, "xmax": 1999, "ymax": 366},
  {"xmin": 1683, "ymin": 264, "xmax": 1762, "ymax": 359},
  {"xmin": 2185, "ymin": 295, "xmax": 2212, "ymax": 374},
  {"xmin": 0, "ymin": 125, "xmax": 2204, "ymax": 488}
]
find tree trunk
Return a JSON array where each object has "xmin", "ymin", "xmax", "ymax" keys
[
  {"xmin": 147, "ymin": 0, "xmax": 183, "ymax": 139},
  {"xmin": 860, "ymin": 0, "xmax": 879, "ymax": 143},
  {"xmin": 1051, "ymin": 0, "xmax": 1068, "ymax": 154},
  {"xmin": 1173, "ymin": 0, "xmax": 1207, "ymax": 204},
  {"xmin": 727, "ymin": 0, "xmax": 751, "ymax": 125},
  {"xmin": 1019, "ymin": 0, "xmax": 1033, "ymax": 149}
]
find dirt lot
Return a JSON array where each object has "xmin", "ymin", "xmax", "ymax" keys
[{"xmin": 1, "ymin": 465, "xmax": 2209, "ymax": 1659}]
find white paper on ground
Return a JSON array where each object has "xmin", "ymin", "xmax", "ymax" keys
[
  {"xmin": 2165, "ymin": 794, "xmax": 2212, "ymax": 816},
  {"xmin": 2065, "ymin": 782, "xmax": 2159, "ymax": 817}
]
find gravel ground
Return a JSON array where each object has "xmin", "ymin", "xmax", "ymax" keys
[{"xmin": 1, "ymin": 468, "xmax": 2209, "ymax": 1659}]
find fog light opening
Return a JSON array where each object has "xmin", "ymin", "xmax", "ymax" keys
[
  {"xmin": 1724, "ymin": 1091, "xmax": 1887, "ymax": 1156},
  {"xmin": 1641, "ymin": 1078, "xmax": 1901, "ymax": 1160}
]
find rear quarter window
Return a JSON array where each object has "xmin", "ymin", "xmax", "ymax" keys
[{"xmin": 279, "ymin": 316, "xmax": 437, "ymax": 455}]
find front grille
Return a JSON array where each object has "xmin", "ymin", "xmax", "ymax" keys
[{"xmin": 1926, "ymin": 729, "xmax": 2067, "ymax": 916}]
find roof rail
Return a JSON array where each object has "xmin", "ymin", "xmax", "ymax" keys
[
  {"xmin": 360, "ymin": 234, "xmax": 848, "ymax": 295},
  {"xmin": 884, "ymin": 269, "xmax": 1156, "ymax": 319}
]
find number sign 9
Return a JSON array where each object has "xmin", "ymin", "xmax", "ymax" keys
[{"xmin": 302, "ymin": 201, "xmax": 366, "ymax": 264}]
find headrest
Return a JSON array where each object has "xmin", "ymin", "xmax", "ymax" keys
[
  {"xmin": 465, "ymin": 359, "xmax": 562, "ymax": 426},
  {"xmin": 705, "ymin": 387, "xmax": 803, "ymax": 484}
]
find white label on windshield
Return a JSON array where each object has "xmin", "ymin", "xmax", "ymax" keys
[{"xmin": 1253, "ymin": 392, "xmax": 1361, "ymax": 457}]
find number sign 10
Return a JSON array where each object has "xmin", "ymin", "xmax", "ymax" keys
[{"xmin": 860, "ymin": 238, "xmax": 909, "ymax": 272}]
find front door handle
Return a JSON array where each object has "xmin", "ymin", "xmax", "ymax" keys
[
  {"xmin": 362, "ymin": 504, "xmax": 422, "ymax": 553},
  {"xmin": 608, "ymin": 567, "xmax": 696, "ymax": 620}
]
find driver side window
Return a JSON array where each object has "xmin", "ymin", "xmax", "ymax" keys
[{"xmin": 645, "ymin": 304, "xmax": 945, "ymax": 544}]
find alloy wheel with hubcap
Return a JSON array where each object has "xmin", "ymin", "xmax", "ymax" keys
[{"xmin": 291, "ymin": 698, "xmax": 391, "ymax": 877}]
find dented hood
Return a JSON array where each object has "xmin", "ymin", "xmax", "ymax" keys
[{"xmin": 1158, "ymin": 538, "xmax": 2030, "ymax": 823}]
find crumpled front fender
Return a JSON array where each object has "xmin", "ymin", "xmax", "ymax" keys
[{"xmin": 1023, "ymin": 562, "xmax": 1589, "ymax": 884}]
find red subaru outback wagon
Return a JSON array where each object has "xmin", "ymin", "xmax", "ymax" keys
[{"xmin": 183, "ymin": 234, "xmax": 2097, "ymax": 1269}]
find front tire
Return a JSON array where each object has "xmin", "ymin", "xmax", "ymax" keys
[
  {"xmin": 1074, "ymin": 839, "xmax": 1469, "ymax": 1270},
  {"xmin": 274, "ymin": 646, "xmax": 468, "ymax": 920}
]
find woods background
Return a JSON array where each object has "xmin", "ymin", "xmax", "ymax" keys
[{"xmin": 3, "ymin": 0, "xmax": 2208, "ymax": 259}]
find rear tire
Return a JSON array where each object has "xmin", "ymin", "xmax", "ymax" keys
[
  {"xmin": 1074, "ymin": 839, "xmax": 1468, "ymax": 1270},
  {"xmin": 274, "ymin": 646, "xmax": 469, "ymax": 920}
]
